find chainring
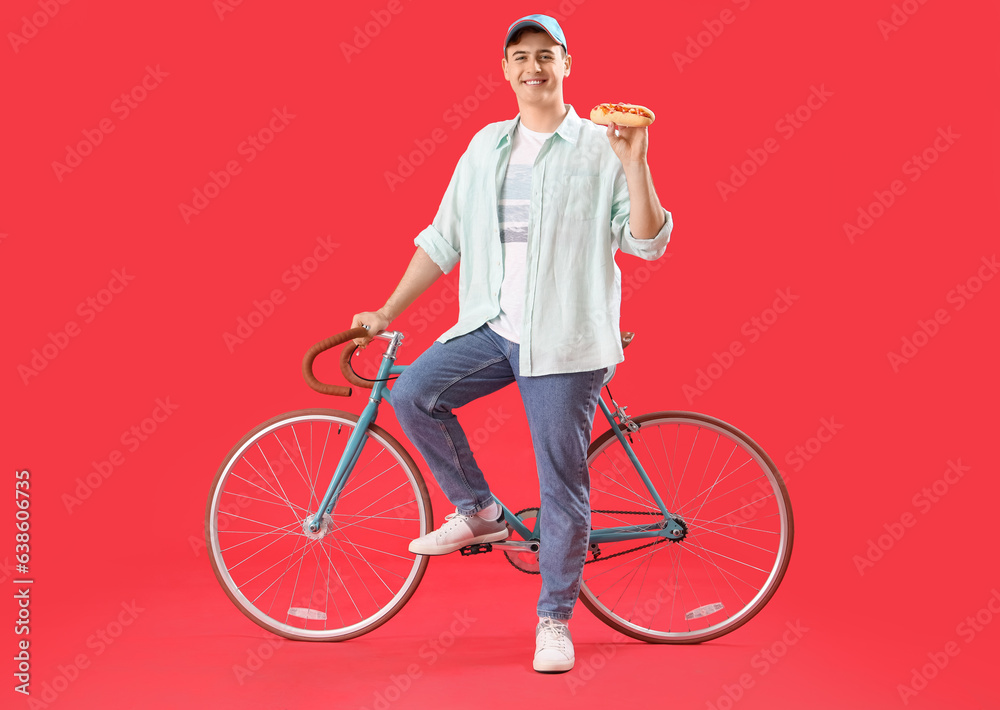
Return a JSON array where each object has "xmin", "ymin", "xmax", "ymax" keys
[{"xmin": 503, "ymin": 508, "xmax": 688, "ymax": 575}]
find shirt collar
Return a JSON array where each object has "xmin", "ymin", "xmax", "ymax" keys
[{"xmin": 495, "ymin": 104, "xmax": 584, "ymax": 149}]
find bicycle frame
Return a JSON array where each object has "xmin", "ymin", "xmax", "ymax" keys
[{"xmin": 308, "ymin": 331, "xmax": 685, "ymax": 544}]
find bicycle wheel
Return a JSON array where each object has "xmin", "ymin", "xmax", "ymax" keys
[
  {"xmin": 580, "ymin": 411, "xmax": 793, "ymax": 643},
  {"xmin": 206, "ymin": 409, "xmax": 432, "ymax": 641}
]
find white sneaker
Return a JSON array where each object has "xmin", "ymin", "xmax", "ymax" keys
[
  {"xmin": 408, "ymin": 510, "xmax": 508, "ymax": 555},
  {"xmin": 533, "ymin": 618, "xmax": 574, "ymax": 672}
]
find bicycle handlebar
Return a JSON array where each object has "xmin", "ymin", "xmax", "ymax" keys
[
  {"xmin": 304, "ymin": 328, "xmax": 635, "ymax": 397},
  {"xmin": 302, "ymin": 327, "xmax": 374, "ymax": 397}
]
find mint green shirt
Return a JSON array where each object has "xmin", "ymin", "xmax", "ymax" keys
[{"xmin": 415, "ymin": 104, "xmax": 672, "ymax": 376}]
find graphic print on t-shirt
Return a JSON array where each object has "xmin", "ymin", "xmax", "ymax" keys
[{"xmin": 498, "ymin": 166, "xmax": 530, "ymax": 245}]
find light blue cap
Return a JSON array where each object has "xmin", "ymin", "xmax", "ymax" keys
[{"xmin": 503, "ymin": 14, "xmax": 567, "ymax": 54}]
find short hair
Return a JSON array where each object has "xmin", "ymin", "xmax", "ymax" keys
[{"xmin": 504, "ymin": 27, "xmax": 566, "ymax": 59}]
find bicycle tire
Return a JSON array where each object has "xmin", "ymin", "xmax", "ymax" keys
[
  {"xmin": 206, "ymin": 409, "xmax": 432, "ymax": 641},
  {"xmin": 579, "ymin": 411, "xmax": 793, "ymax": 643}
]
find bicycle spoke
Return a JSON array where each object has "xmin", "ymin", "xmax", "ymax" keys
[
  {"xmin": 226, "ymin": 469, "xmax": 310, "ymax": 519},
  {"xmin": 688, "ymin": 440, "xmax": 739, "ymax": 525},
  {"xmin": 219, "ymin": 489, "xmax": 309, "ymax": 513},
  {"xmin": 240, "ymin": 454, "xmax": 303, "ymax": 520},
  {"xmin": 228, "ymin": 526, "xmax": 305, "ymax": 576},
  {"xmin": 218, "ymin": 520, "xmax": 302, "ymax": 553},
  {"xmin": 256, "ymin": 441, "xmax": 302, "ymax": 522},
  {"xmin": 683, "ymin": 536, "xmax": 771, "ymax": 578},
  {"xmin": 596, "ymin": 449, "xmax": 647, "ymax": 509},
  {"xmin": 308, "ymin": 539, "xmax": 348, "ymax": 628},
  {"xmin": 689, "ymin": 430, "xmax": 721, "ymax": 520},
  {"xmin": 208, "ymin": 412, "xmax": 430, "ymax": 640},
  {"xmin": 625, "ymin": 549, "xmax": 657, "ymax": 625},
  {"xmin": 681, "ymin": 459, "xmax": 769, "ymax": 520},
  {"xmin": 581, "ymin": 413, "xmax": 791, "ymax": 641}
]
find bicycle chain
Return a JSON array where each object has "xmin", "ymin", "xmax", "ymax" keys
[{"xmin": 502, "ymin": 509, "xmax": 681, "ymax": 576}]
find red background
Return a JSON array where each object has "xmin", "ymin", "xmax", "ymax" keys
[{"xmin": 3, "ymin": 0, "xmax": 998, "ymax": 708}]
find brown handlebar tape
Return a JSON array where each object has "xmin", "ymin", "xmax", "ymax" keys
[
  {"xmin": 302, "ymin": 327, "xmax": 372, "ymax": 397},
  {"xmin": 340, "ymin": 340, "xmax": 373, "ymax": 390}
]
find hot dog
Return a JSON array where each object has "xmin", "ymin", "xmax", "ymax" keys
[{"xmin": 590, "ymin": 102, "xmax": 655, "ymax": 127}]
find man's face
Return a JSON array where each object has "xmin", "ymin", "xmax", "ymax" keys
[{"xmin": 501, "ymin": 30, "xmax": 572, "ymax": 106}]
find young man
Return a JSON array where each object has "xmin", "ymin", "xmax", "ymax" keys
[{"xmin": 351, "ymin": 14, "xmax": 671, "ymax": 672}]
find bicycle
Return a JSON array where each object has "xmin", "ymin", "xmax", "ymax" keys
[{"xmin": 206, "ymin": 327, "xmax": 793, "ymax": 644}]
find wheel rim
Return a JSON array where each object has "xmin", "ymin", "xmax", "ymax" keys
[
  {"xmin": 208, "ymin": 413, "xmax": 429, "ymax": 639},
  {"xmin": 581, "ymin": 413, "xmax": 792, "ymax": 642}
]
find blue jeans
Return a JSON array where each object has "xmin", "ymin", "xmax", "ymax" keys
[{"xmin": 391, "ymin": 324, "xmax": 605, "ymax": 620}]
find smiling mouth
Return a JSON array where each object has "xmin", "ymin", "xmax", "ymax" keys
[{"xmin": 523, "ymin": 79, "xmax": 546, "ymax": 86}]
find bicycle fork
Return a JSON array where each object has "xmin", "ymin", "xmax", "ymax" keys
[{"xmin": 306, "ymin": 334, "xmax": 403, "ymax": 534}]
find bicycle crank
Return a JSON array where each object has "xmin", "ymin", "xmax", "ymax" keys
[{"xmin": 503, "ymin": 507, "xmax": 541, "ymax": 574}]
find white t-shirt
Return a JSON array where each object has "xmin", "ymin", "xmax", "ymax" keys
[{"xmin": 487, "ymin": 123, "xmax": 553, "ymax": 343}]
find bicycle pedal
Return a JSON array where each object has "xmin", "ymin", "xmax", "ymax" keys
[{"xmin": 459, "ymin": 542, "xmax": 493, "ymax": 556}]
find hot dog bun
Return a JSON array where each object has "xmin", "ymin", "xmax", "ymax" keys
[{"xmin": 590, "ymin": 102, "xmax": 655, "ymax": 127}]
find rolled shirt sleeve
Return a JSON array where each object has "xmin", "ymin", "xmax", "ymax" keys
[
  {"xmin": 414, "ymin": 223, "xmax": 460, "ymax": 274},
  {"xmin": 623, "ymin": 209, "xmax": 672, "ymax": 259},
  {"xmin": 610, "ymin": 167, "xmax": 672, "ymax": 260},
  {"xmin": 413, "ymin": 150, "xmax": 469, "ymax": 274}
]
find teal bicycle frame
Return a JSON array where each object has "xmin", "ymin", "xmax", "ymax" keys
[{"xmin": 307, "ymin": 331, "xmax": 686, "ymax": 544}]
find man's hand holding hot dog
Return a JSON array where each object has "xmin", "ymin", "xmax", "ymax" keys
[{"xmin": 603, "ymin": 112, "xmax": 666, "ymax": 240}]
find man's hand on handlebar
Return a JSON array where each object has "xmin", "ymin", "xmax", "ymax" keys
[{"xmin": 350, "ymin": 309, "xmax": 392, "ymax": 348}]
